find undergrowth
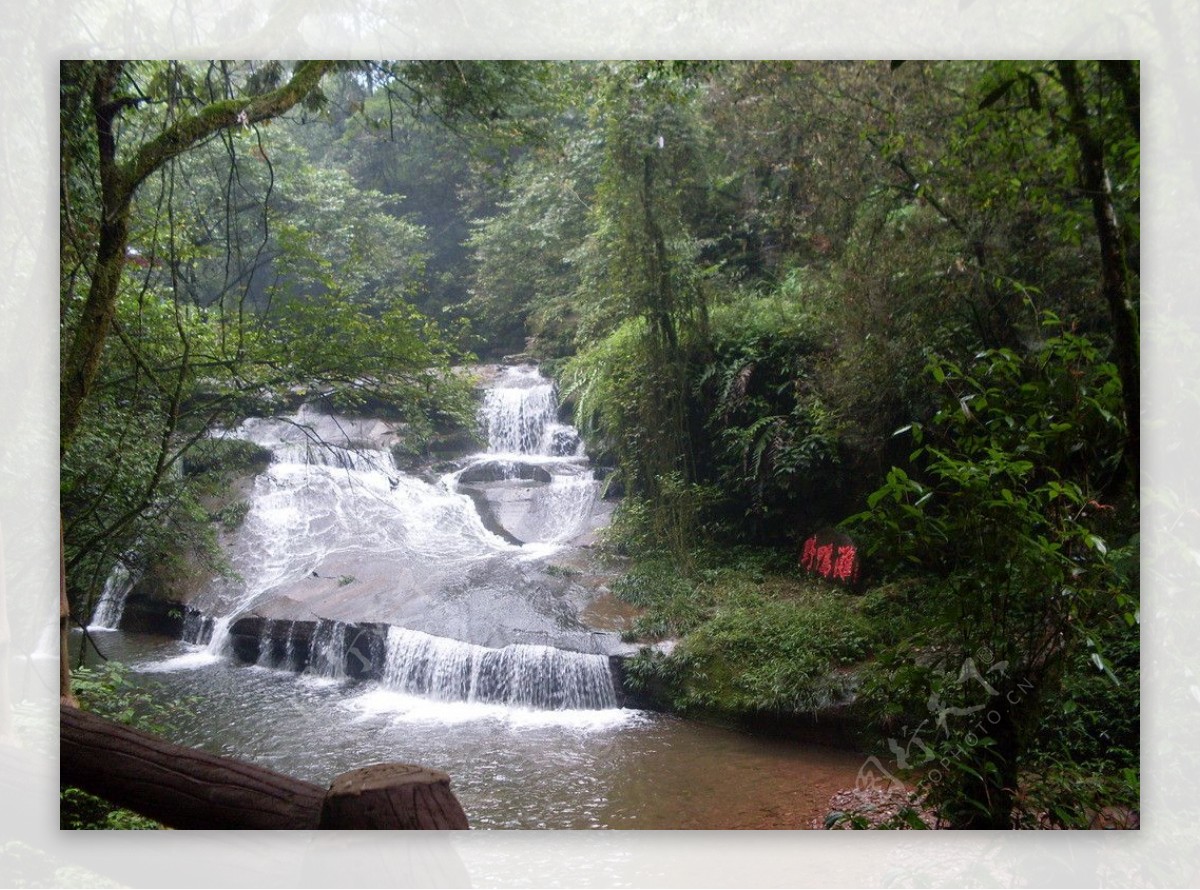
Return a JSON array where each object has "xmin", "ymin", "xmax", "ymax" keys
[{"xmin": 614, "ymin": 544, "xmax": 872, "ymax": 717}]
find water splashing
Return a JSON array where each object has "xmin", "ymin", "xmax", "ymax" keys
[
  {"xmin": 143, "ymin": 365, "xmax": 620, "ymax": 711},
  {"xmin": 383, "ymin": 626, "xmax": 617, "ymax": 710},
  {"xmin": 89, "ymin": 564, "xmax": 133, "ymax": 630},
  {"xmin": 480, "ymin": 366, "xmax": 560, "ymax": 455}
]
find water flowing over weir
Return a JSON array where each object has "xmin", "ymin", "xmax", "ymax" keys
[
  {"xmin": 149, "ymin": 364, "xmax": 624, "ymax": 711},
  {"xmin": 89, "ymin": 565, "xmax": 133, "ymax": 631},
  {"xmin": 383, "ymin": 627, "xmax": 617, "ymax": 710},
  {"xmin": 479, "ymin": 364, "xmax": 583, "ymax": 457}
]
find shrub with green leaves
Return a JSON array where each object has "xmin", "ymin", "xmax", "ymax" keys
[
  {"xmin": 617, "ymin": 551, "xmax": 872, "ymax": 717},
  {"xmin": 846, "ymin": 314, "xmax": 1137, "ymax": 827}
]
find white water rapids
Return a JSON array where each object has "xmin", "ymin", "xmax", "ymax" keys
[{"xmin": 106, "ymin": 365, "xmax": 623, "ymax": 711}]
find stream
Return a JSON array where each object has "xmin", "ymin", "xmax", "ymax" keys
[{"xmin": 85, "ymin": 364, "xmax": 864, "ymax": 829}]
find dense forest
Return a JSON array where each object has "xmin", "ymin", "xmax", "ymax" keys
[{"xmin": 60, "ymin": 60, "xmax": 1138, "ymax": 830}]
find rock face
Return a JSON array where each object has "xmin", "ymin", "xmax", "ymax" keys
[
  {"xmin": 226, "ymin": 616, "xmax": 388, "ymax": 680},
  {"xmin": 454, "ymin": 466, "xmax": 608, "ymax": 546},
  {"xmin": 457, "ymin": 460, "xmax": 554, "ymax": 485},
  {"xmin": 126, "ymin": 364, "xmax": 635, "ymax": 712},
  {"xmin": 116, "ymin": 591, "xmax": 186, "ymax": 638}
]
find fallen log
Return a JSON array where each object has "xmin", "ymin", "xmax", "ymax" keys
[{"xmin": 60, "ymin": 704, "xmax": 469, "ymax": 830}]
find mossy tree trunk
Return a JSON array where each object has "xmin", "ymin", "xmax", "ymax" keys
[
  {"xmin": 58, "ymin": 60, "xmax": 333, "ymax": 703},
  {"xmin": 60, "ymin": 60, "xmax": 333, "ymax": 458}
]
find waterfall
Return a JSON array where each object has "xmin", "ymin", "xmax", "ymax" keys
[
  {"xmin": 138, "ymin": 366, "xmax": 620, "ymax": 715},
  {"xmin": 256, "ymin": 618, "xmax": 279, "ymax": 667},
  {"xmin": 89, "ymin": 565, "xmax": 133, "ymax": 630},
  {"xmin": 182, "ymin": 610, "xmax": 214, "ymax": 646},
  {"xmin": 382, "ymin": 626, "xmax": 617, "ymax": 710},
  {"xmin": 480, "ymin": 367, "xmax": 557, "ymax": 455},
  {"xmin": 479, "ymin": 364, "xmax": 584, "ymax": 458},
  {"xmin": 455, "ymin": 365, "xmax": 602, "ymax": 546},
  {"xmin": 283, "ymin": 621, "xmax": 300, "ymax": 672},
  {"xmin": 534, "ymin": 475, "xmax": 601, "ymax": 544},
  {"xmin": 309, "ymin": 619, "xmax": 349, "ymax": 679}
]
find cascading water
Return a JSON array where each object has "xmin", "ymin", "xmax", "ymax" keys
[
  {"xmin": 79, "ymin": 363, "xmax": 871, "ymax": 828},
  {"xmin": 452, "ymin": 365, "xmax": 604, "ymax": 547},
  {"xmin": 150, "ymin": 365, "xmax": 620, "ymax": 711},
  {"xmin": 89, "ymin": 564, "xmax": 133, "ymax": 630},
  {"xmin": 478, "ymin": 364, "xmax": 585, "ymax": 459},
  {"xmin": 382, "ymin": 626, "xmax": 617, "ymax": 710}
]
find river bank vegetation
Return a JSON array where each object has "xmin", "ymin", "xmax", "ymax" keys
[{"xmin": 61, "ymin": 60, "xmax": 1138, "ymax": 829}]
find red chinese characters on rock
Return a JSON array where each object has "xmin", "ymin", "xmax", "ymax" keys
[
  {"xmin": 832, "ymin": 546, "xmax": 858, "ymax": 581},
  {"xmin": 800, "ymin": 530, "xmax": 861, "ymax": 586}
]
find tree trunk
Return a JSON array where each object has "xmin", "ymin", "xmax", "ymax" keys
[
  {"xmin": 59, "ymin": 523, "xmax": 77, "ymax": 707},
  {"xmin": 60, "ymin": 59, "xmax": 333, "ymax": 456},
  {"xmin": 61, "ymin": 703, "xmax": 327, "ymax": 828},
  {"xmin": 58, "ymin": 60, "xmax": 334, "ymax": 702},
  {"xmin": 952, "ymin": 704, "xmax": 1019, "ymax": 829},
  {"xmin": 319, "ymin": 763, "xmax": 470, "ymax": 830},
  {"xmin": 1056, "ymin": 60, "xmax": 1139, "ymax": 487},
  {"xmin": 60, "ymin": 705, "xmax": 470, "ymax": 829}
]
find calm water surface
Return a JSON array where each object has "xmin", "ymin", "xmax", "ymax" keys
[{"xmin": 85, "ymin": 630, "xmax": 865, "ymax": 830}]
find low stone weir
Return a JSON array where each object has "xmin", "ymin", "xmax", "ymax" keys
[{"xmin": 223, "ymin": 615, "xmax": 624, "ymax": 710}]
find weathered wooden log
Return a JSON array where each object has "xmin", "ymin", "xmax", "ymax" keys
[
  {"xmin": 319, "ymin": 763, "xmax": 470, "ymax": 829},
  {"xmin": 61, "ymin": 703, "xmax": 327, "ymax": 829},
  {"xmin": 60, "ymin": 704, "xmax": 470, "ymax": 830}
]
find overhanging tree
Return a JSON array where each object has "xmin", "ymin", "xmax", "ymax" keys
[
  {"xmin": 59, "ymin": 60, "xmax": 334, "ymax": 703},
  {"xmin": 61, "ymin": 60, "xmax": 334, "ymax": 455}
]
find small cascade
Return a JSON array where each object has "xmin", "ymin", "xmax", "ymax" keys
[
  {"xmin": 382, "ymin": 626, "xmax": 617, "ymax": 710},
  {"xmin": 251, "ymin": 618, "xmax": 305, "ymax": 671},
  {"xmin": 309, "ymin": 619, "xmax": 349, "ymax": 679},
  {"xmin": 256, "ymin": 618, "xmax": 279, "ymax": 667},
  {"xmin": 534, "ymin": 475, "xmax": 602, "ymax": 543},
  {"xmin": 89, "ymin": 565, "xmax": 134, "ymax": 630},
  {"xmin": 282, "ymin": 621, "xmax": 300, "ymax": 672},
  {"xmin": 182, "ymin": 610, "xmax": 215, "ymax": 646},
  {"xmin": 480, "ymin": 366, "xmax": 561, "ymax": 456},
  {"xmin": 269, "ymin": 442, "xmax": 395, "ymax": 474},
  {"xmin": 203, "ymin": 614, "xmax": 232, "ymax": 652},
  {"xmin": 454, "ymin": 365, "xmax": 603, "ymax": 547}
]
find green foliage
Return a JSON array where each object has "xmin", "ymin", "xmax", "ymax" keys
[
  {"xmin": 697, "ymin": 271, "xmax": 843, "ymax": 535},
  {"xmin": 611, "ymin": 553, "xmax": 716, "ymax": 639},
  {"xmin": 269, "ymin": 155, "xmax": 430, "ymax": 310},
  {"xmin": 616, "ymin": 549, "xmax": 870, "ymax": 717},
  {"xmin": 466, "ymin": 128, "xmax": 601, "ymax": 357},
  {"xmin": 182, "ymin": 439, "xmax": 272, "ymax": 478},
  {"xmin": 1033, "ymin": 615, "xmax": 1140, "ymax": 773},
  {"xmin": 671, "ymin": 592, "xmax": 867, "ymax": 714},
  {"xmin": 63, "ymin": 662, "xmax": 202, "ymax": 830},
  {"xmin": 846, "ymin": 315, "xmax": 1136, "ymax": 826},
  {"xmin": 560, "ymin": 318, "xmax": 646, "ymax": 453},
  {"xmin": 59, "ymin": 61, "xmax": 1140, "ymax": 827}
]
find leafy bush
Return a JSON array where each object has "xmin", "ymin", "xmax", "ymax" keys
[
  {"xmin": 696, "ymin": 273, "xmax": 844, "ymax": 536},
  {"xmin": 615, "ymin": 549, "xmax": 873, "ymax": 717},
  {"xmin": 671, "ymin": 592, "xmax": 869, "ymax": 714},
  {"xmin": 181, "ymin": 438, "xmax": 272, "ymax": 478},
  {"xmin": 846, "ymin": 315, "xmax": 1137, "ymax": 827}
]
